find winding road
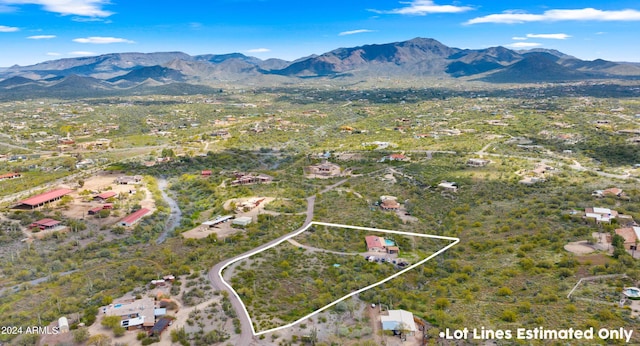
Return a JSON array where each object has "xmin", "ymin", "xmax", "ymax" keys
[
  {"xmin": 207, "ymin": 195, "xmax": 315, "ymax": 345},
  {"xmin": 206, "ymin": 178, "xmax": 349, "ymax": 345}
]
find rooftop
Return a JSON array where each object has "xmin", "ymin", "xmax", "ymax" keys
[
  {"xmin": 18, "ymin": 188, "xmax": 73, "ymax": 206},
  {"xmin": 381, "ymin": 309, "xmax": 417, "ymax": 333},
  {"xmin": 95, "ymin": 191, "xmax": 117, "ymax": 199},
  {"xmin": 365, "ymin": 235, "xmax": 385, "ymax": 249},
  {"xmin": 121, "ymin": 208, "xmax": 151, "ymax": 225}
]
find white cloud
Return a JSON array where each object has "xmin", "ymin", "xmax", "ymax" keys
[
  {"xmin": 71, "ymin": 16, "xmax": 110, "ymax": 22},
  {"xmin": 0, "ymin": 0, "xmax": 112, "ymax": 17},
  {"xmin": 69, "ymin": 51, "xmax": 97, "ymax": 56},
  {"xmin": 73, "ymin": 36, "xmax": 134, "ymax": 44},
  {"xmin": 28, "ymin": 34, "xmax": 56, "ymax": 39},
  {"xmin": 507, "ymin": 42, "xmax": 542, "ymax": 48},
  {"xmin": 0, "ymin": 25, "xmax": 19, "ymax": 32},
  {"xmin": 526, "ymin": 33, "xmax": 571, "ymax": 39},
  {"xmin": 46, "ymin": 52, "xmax": 61, "ymax": 56},
  {"xmin": 512, "ymin": 36, "xmax": 527, "ymax": 40},
  {"xmin": 339, "ymin": 29, "xmax": 375, "ymax": 36},
  {"xmin": 466, "ymin": 8, "xmax": 640, "ymax": 24},
  {"xmin": 371, "ymin": 0, "xmax": 473, "ymax": 16},
  {"xmin": 246, "ymin": 48, "xmax": 270, "ymax": 53}
]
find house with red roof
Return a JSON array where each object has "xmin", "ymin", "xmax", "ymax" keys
[
  {"xmin": 119, "ymin": 208, "xmax": 151, "ymax": 227},
  {"xmin": 365, "ymin": 235, "xmax": 386, "ymax": 252},
  {"xmin": 0, "ymin": 172, "xmax": 21, "ymax": 181},
  {"xmin": 615, "ymin": 227, "xmax": 640, "ymax": 250},
  {"xmin": 30, "ymin": 218, "xmax": 61, "ymax": 230},
  {"xmin": 94, "ymin": 191, "xmax": 117, "ymax": 202},
  {"xmin": 14, "ymin": 188, "xmax": 73, "ymax": 209}
]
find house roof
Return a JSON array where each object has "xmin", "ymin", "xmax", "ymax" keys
[
  {"xmin": 95, "ymin": 191, "xmax": 117, "ymax": 199},
  {"xmin": 381, "ymin": 310, "xmax": 417, "ymax": 333},
  {"xmin": 616, "ymin": 227, "xmax": 640, "ymax": 244},
  {"xmin": 18, "ymin": 188, "xmax": 73, "ymax": 206},
  {"xmin": 592, "ymin": 207, "xmax": 613, "ymax": 215},
  {"xmin": 381, "ymin": 199, "xmax": 400, "ymax": 209},
  {"xmin": 603, "ymin": 188, "xmax": 623, "ymax": 196},
  {"xmin": 121, "ymin": 208, "xmax": 151, "ymax": 225},
  {"xmin": 365, "ymin": 235, "xmax": 385, "ymax": 249},
  {"xmin": 0, "ymin": 172, "xmax": 20, "ymax": 179},
  {"xmin": 32, "ymin": 218, "xmax": 61, "ymax": 227},
  {"xmin": 89, "ymin": 206, "xmax": 104, "ymax": 213}
]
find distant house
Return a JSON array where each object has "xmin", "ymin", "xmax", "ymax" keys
[
  {"xmin": 103, "ymin": 297, "xmax": 158, "ymax": 330},
  {"xmin": 306, "ymin": 161, "xmax": 341, "ymax": 178},
  {"xmin": 232, "ymin": 216, "xmax": 253, "ymax": 227},
  {"xmin": 365, "ymin": 235, "xmax": 386, "ymax": 252},
  {"xmin": 30, "ymin": 218, "xmax": 61, "ymax": 230},
  {"xmin": 381, "ymin": 310, "xmax": 417, "ymax": 336},
  {"xmin": 467, "ymin": 158, "xmax": 490, "ymax": 167},
  {"xmin": 585, "ymin": 207, "xmax": 618, "ymax": 223},
  {"xmin": 593, "ymin": 188, "xmax": 625, "ymax": 198},
  {"xmin": 115, "ymin": 175, "xmax": 143, "ymax": 185},
  {"xmin": 88, "ymin": 206, "xmax": 104, "ymax": 215},
  {"xmin": 0, "ymin": 172, "xmax": 21, "ymax": 181},
  {"xmin": 615, "ymin": 227, "xmax": 640, "ymax": 250},
  {"xmin": 210, "ymin": 130, "xmax": 231, "ymax": 138},
  {"xmin": 202, "ymin": 215, "xmax": 234, "ymax": 227},
  {"xmin": 201, "ymin": 170, "xmax": 212, "ymax": 177},
  {"xmin": 230, "ymin": 173, "xmax": 272, "ymax": 186},
  {"xmin": 438, "ymin": 181, "xmax": 458, "ymax": 192},
  {"xmin": 94, "ymin": 191, "xmax": 117, "ymax": 202},
  {"xmin": 88, "ymin": 204, "xmax": 112, "ymax": 215},
  {"xmin": 14, "ymin": 188, "xmax": 73, "ymax": 209},
  {"xmin": 387, "ymin": 154, "xmax": 409, "ymax": 162},
  {"xmin": 380, "ymin": 196, "xmax": 400, "ymax": 210},
  {"xmin": 119, "ymin": 208, "xmax": 151, "ymax": 227}
]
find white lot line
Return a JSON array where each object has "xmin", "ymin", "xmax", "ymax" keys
[{"xmin": 216, "ymin": 221, "xmax": 460, "ymax": 336}]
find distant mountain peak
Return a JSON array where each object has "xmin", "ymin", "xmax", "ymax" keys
[{"xmin": 0, "ymin": 36, "xmax": 637, "ymax": 97}]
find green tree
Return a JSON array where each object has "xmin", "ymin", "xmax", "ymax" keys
[
  {"xmin": 73, "ymin": 328, "xmax": 90, "ymax": 343},
  {"xmin": 87, "ymin": 334, "xmax": 111, "ymax": 346},
  {"xmin": 101, "ymin": 315, "xmax": 122, "ymax": 329}
]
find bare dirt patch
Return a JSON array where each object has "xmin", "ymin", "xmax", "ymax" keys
[
  {"xmin": 183, "ymin": 197, "xmax": 274, "ymax": 240},
  {"xmin": 56, "ymin": 172, "xmax": 156, "ymax": 230},
  {"xmin": 576, "ymin": 254, "xmax": 611, "ymax": 266},
  {"xmin": 564, "ymin": 241, "xmax": 595, "ymax": 255}
]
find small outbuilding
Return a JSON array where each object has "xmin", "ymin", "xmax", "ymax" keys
[
  {"xmin": 58, "ymin": 317, "xmax": 69, "ymax": 333},
  {"xmin": 381, "ymin": 309, "xmax": 417, "ymax": 336},
  {"xmin": 232, "ymin": 216, "xmax": 252, "ymax": 227}
]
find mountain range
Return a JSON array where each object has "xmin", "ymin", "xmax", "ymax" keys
[{"xmin": 1, "ymin": 37, "xmax": 640, "ymax": 98}]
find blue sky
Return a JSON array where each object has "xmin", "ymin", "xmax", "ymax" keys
[{"xmin": 1, "ymin": 0, "xmax": 640, "ymax": 66}]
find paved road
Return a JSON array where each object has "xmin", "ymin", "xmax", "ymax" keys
[
  {"xmin": 205, "ymin": 178, "xmax": 349, "ymax": 345},
  {"xmin": 207, "ymin": 195, "xmax": 316, "ymax": 345}
]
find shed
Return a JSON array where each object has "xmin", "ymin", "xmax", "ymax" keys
[
  {"xmin": 232, "ymin": 216, "xmax": 252, "ymax": 227},
  {"xmin": 149, "ymin": 317, "xmax": 172, "ymax": 337},
  {"xmin": 381, "ymin": 309, "xmax": 417, "ymax": 336},
  {"xmin": 58, "ymin": 317, "xmax": 69, "ymax": 333}
]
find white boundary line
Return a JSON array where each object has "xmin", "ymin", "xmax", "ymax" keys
[{"xmin": 217, "ymin": 221, "xmax": 460, "ymax": 336}]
